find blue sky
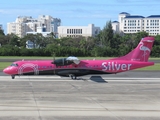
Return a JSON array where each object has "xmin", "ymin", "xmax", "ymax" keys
[{"xmin": 1, "ymin": 0, "xmax": 160, "ymax": 34}]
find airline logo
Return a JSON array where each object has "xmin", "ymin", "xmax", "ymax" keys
[
  {"xmin": 102, "ymin": 62, "xmax": 132, "ymax": 71},
  {"xmin": 18, "ymin": 63, "xmax": 39, "ymax": 75},
  {"xmin": 139, "ymin": 41, "xmax": 151, "ymax": 52}
]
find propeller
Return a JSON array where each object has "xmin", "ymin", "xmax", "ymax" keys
[{"xmin": 52, "ymin": 52, "xmax": 56, "ymax": 75}]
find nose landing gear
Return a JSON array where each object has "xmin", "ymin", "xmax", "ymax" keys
[
  {"xmin": 11, "ymin": 75, "xmax": 15, "ymax": 79},
  {"xmin": 69, "ymin": 74, "xmax": 77, "ymax": 80}
]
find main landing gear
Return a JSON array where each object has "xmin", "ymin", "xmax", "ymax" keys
[
  {"xmin": 69, "ymin": 74, "xmax": 77, "ymax": 80},
  {"xmin": 11, "ymin": 75, "xmax": 15, "ymax": 79}
]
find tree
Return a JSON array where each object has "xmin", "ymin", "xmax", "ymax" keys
[
  {"xmin": 110, "ymin": 34, "xmax": 122, "ymax": 56},
  {"xmin": 49, "ymin": 32, "xmax": 56, "ymax": 39},
  {"xmin": 136, "ymin": 31, "xmax": 149, "ymax": 40},
  {"xmin": 100, "ymin": 20, "xmax": 114, "ymax": 47},
  {"xmin": 9, "ymin": 34, "xmax": 20, "ymax": 47},
  {"xmin": 24, "ymin": 34, "xmax": 44, "ymax": 48},
  {"xmin": 155, "ymin": 35, "xmax": 160, "ymax": 45},
  {"xmin": 0, "ymin": 29, "xmax": 5, "ymax": 36},
  {"xmin": 0, "ymin": 35, "xmax": 7, "ymax": 46}
]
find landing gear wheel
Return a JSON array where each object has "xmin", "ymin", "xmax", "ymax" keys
[
  {"xmin": 69, "ymin": 74, "xmax": 77, "ymax": 80},
  {"xmin": 11, "ymin": 75, "xmax": 15, "ymax": 79},
  {"xmin": 74, "ymin": 76, "xmax": 77, "ymax": 80}
]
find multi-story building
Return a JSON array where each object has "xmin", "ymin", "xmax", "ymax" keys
[
  {"xmin": 112, "ymin": 21, "xmax": 119, "ymax": 34},
  {"xmin": 26, "ymin": 27, "xmax": 51, "ymax": 37},
  {"xmin": 7, "ymin": 15, "xmax": 61, "ymax": 38},
  {"xmin": 112, "ymin": 12, "xmax": 160, "ymax": 35},
  {"xmin": 58, "ymin": 24, "xmax": 101, "ymax": 38}
]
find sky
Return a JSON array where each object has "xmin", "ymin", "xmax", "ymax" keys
[{"xmin": 1, "ymin": 0, "xmax": 160, "ymax": 34}]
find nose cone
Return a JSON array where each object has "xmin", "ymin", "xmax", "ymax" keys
[
  {"xmin": 3, "ymin": 68, "xmax": 8, "ymax": 74},
  {"xmin": 3, "ymin": 67, "xmax": 18, "ymax": 75},
  {"xmin": 3, "ymin": 67, "xmax": 12, "ymax": 75}
]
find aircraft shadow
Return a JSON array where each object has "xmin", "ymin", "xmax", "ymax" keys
[{"xmin": 89, "ymin": 76, "xmax": 108, "ymax": 83}]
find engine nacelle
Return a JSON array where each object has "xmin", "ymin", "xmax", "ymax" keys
[
  {"xmin": 52, "ymin": 58, "xmax": 73, "ymax": 66},
  {"xmin": 51, "ymin": 56, "xmax": 80, "ymax": 66},
  {"xmin": 66, "ymin": 56, "xmax": 80, "ymax": 64}
]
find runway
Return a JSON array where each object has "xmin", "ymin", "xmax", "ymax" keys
[{"xmin": 0, "ymin": 72, "xmax": 160, "ymax": 120}]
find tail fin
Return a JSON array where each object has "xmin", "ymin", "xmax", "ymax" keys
[{"xmin": 111, "ymin": 37, "xmax": 155, "ymax": 62}]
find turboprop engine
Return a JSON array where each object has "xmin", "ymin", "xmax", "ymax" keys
[{"xmin": 51, "ymin": 56, "xmax": 80, "ymax": 66}]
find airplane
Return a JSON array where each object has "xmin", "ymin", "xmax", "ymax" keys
[{"xmin": 3, "ymin": 36, "xmax": 155, "ymax": 79}]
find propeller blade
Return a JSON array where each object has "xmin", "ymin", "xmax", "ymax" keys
[{"xmin": 52, "ymin": 52, "xmax": 56, "ymax": 75}]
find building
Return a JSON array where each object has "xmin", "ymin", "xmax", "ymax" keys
[
  {"xmin": 7, "ymin": 15, "xmax": 61, "ymax": 38},
  {"xmin": 26, "ymin": 27, "xmax": 52, "ymax": 49},
  {"xmin": 58, "ymin": 24, "xmax": 101, "ymax": 38},
  {"xmin": 26, "ymin": 27, "xmax": 51, "ymax": 37},
  {"xmin": 112, "ymin": 21, "xmax": 119, "ymax": 34},
  {"xmin": 112, "ymin": 12, "xmax": 160, "ymax": 35}
]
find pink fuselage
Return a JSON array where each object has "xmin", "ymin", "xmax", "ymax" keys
[{"xmin": 3, "ymin": 60, "xmax": 154, "ymax": 77}]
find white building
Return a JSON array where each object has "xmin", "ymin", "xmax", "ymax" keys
[
  {"xmin": 26, "ymin": 27, "xmax": 51, "ymax": 37},
  {"xmin": 7, "ymin": 15, "xmax": 61, "ymax": 38},
  {"xmin": 58, "ymin": 24, "xmax": 101, "ymax": 38},
  {"xmin": 112, "ymin": 12, "xmax": 160, "ymax": 36},
  {"xmin": 112, "ymin": 21, "xmax": 119, "ymax": 34}
]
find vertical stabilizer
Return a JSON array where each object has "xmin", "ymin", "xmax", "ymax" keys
[{"xmin": 111, "ymin": 37, "xmax": 155, "ymax": 62}]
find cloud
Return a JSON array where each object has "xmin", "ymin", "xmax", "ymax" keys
[
  {"xmin": 0, "ymin": 9, "xmax": 50, "ymax": 16},
  {"xmin": 0, "ymin": 9, "xmax": 10, "ymax": 14}
]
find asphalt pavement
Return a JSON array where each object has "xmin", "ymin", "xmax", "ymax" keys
[{"xmin": 0, "ymin": 75, "xmax": 159, "ymax": 120}]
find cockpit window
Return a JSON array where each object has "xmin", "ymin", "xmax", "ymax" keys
[{"xmin": 10, "ymin": 63, "xmax": 18, "ymax": 67}]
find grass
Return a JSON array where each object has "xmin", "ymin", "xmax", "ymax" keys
[
  {"xmin": 0, "ymin": 62, "xmax": 11, "ymax": 70},
  {"xmin": 0, "ymin": 62, "xmax": 160, "ymax": 71},
  {"xmin": 0, "ymin": 56, "xmax": 54, "ymax": 59},
  {"xmin": 0, "ymin": 56, "xmax": 160, "ymax": 60},
  {"xmin": 149, "ymin": 57, "xmax": 160, "ymax": 60},
  {"xmin": 136, "ymin": 63, "xmax": 160, "ymax": 71}
]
